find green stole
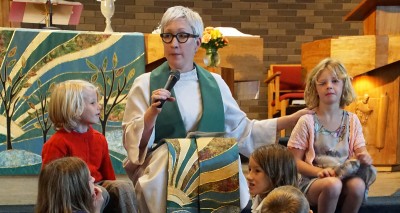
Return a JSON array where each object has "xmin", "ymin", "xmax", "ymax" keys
[{"xmin": 149, "ymin": 62, "xmax": 225, "ymax": 142}]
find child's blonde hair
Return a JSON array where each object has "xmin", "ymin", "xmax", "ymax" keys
[
  {"xmin": 49, "ymin": 80, "xmax": 99, "ymax": 132},
  {"xmin": 250, "ymin": 144, "xmax": 298, "ymax": 197},
  {"xmin": 304, "ymin": 58, "xmax": 356, "ymax": 109},
  {"xmin": 261, "ymin": 185, "xmax": 310, "ymax": 213}
]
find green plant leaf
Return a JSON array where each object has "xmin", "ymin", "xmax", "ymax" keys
[
  {"xmin": 102, "ymin": 57, "xmax": 108, "ymax": 71},
  {"xmin": 112, "ymin": 53, "xmax": 118, "ymax": 68},
  {"xmin": 28, "ymin": 102, "xmax": 36, "ymax": 109},
  {"xmin": 91, "ymin": 73, "xmax": 98, "ymax": 82},
  {"xmin": 21, "ymin": 57, "xmax": 26, "ymax": 68},
  {"xmin": 8, "ymin": 47, "xmax": 17, "ymax": 58},
  {"xmin": 7, "ymin": 59, "xmax": 16, "ymax": 68},
  {"xmin": 34, "ymin": 123, "xmax": 41, "ymax": 129},
  {"xmin": 115, "ymin": 68, "xmax": 124, "ymax": 77},
  {"xmin": 127, "ymin": 68, "xmax": 135, "ymax": 80},
  {"xmin": 86, "ymin": 59, "xmax": 98, "ymax": 71},
  {"xmin": 106, "ymin": 76, "xmax": 111, "ymax": 85},
  {"xmin": 110, "ymin": 90, "xmax": 118, "ymax": 98},
  {"xmin": 23, "ymin": 82, "xmax": 31, "ymax": 88}
]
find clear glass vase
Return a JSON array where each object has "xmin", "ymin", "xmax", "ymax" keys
[{"xmin": 203, "ymin": 48, "xmax": 220, "ymax": 67}]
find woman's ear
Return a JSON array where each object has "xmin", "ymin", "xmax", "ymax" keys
[{"xmin": 194, "ymin": 37, "xmax": 201, "ymax": 52}]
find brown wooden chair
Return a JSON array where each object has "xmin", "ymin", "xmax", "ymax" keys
[{"xmin": 264, "ymin": 64, "xmax": 305, "ymax": 137}]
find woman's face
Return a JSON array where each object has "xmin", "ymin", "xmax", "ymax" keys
[
  {"xmin": 246, "ymin": 156, "xmax": 271, "ymax": 197},
  {"xmin": 162, "ymin": 18, "xmax": 201, "ymax": 72}
]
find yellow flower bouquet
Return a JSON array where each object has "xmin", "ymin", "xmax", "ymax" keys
[
  {"xmin": 201, "ymin": 27, "xmax": 229, "ymax": 50},
  {"xmin": 201, "ymin": 27, "xmax": 229, "ymax": 67}
]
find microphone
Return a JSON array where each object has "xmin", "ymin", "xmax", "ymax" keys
[{"xmin": 157, "ymin": 70, "xmax": 180, "ymax": 108}]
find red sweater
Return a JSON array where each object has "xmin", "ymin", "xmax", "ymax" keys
[{"xmin": 41, "ymin": 126, "xmax": 116, "ymax": 182}]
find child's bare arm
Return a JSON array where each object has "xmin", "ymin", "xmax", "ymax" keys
[
  {"xmin": 354, "ymin": 147, "xmax": 373, "ymax": 165},
  {"xmin": 289, "ymin": 148, "xmax": 335, "ymax": 178}
]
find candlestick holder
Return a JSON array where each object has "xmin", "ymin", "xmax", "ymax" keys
[{"xmin": 99, "ymin": 0, "xmax": 115, "ymax": 33}]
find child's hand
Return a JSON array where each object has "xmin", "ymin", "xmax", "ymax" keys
[
  {"xmin": 356, "ymin": 151, "xmax": 373, "ymax": 165},
  {"xmin": 317, "ymin": 167, "xmax": 336, "ymax": 178},
  {"xmin": 93, "ymin": 186, "xmax": 104, "ymax": 213}
]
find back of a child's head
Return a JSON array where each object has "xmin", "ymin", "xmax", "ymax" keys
[
  {"xmin": 36, "ymin": 157, "xmax": 93, "ymax": 213},
  {"xmin": 304, "ymin": 57, "xmax": 356, "ymax": 109},
  {"xmin": 251, "ymin": 144, "xmax": 298, "ymax": 190},
  {"xmin": 261, "ymin": 185, "xmax": 311, "ymax": 213},
  {"xmin": 49, "ymin": 80, "xmax": 98, "ymax": 131}
]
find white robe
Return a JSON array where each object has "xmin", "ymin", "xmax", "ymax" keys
[{"xmin": 122, "ymin": 69, "xmax": 277, "ymax": 213}]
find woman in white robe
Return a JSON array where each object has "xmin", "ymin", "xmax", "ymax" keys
[{"xmin": 122, "ymin": 6, "xmax": 311, "ymax": 213}]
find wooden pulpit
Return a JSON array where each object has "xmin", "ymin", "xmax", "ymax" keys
[{"xmin": 301, "ymin": 0, "xmax": 400, "ymax": 170}]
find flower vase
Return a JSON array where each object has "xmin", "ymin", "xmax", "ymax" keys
[{"xmin": 203, "ymin": 48, "xmax": 220, "ymax": 68}]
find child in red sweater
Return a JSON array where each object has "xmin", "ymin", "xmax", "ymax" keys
[{"xmin": 42, "ymin": 80, "xmax": 137, "ymax": 213}]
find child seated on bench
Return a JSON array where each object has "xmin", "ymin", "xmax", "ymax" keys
[{"xmin": 42, "ymin": 80, "xmax": 138, "ymax": 212}]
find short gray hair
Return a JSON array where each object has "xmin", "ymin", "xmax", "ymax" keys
[{"xmin": 160, "ymin": 6, "xmax": 204, "ymax": 37}]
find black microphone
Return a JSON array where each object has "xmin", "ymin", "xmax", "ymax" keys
[{"xmin": 157, "ymin": 70, "xmax": 180, "ymax": 108}]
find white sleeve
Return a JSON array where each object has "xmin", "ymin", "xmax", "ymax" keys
[
  {"xmin": 211, "ymin": 73, "xmax": 278, "ymax": 158},
  {"xmin": 122, "ymin": 73, "xmax": 155, "ymax": 166}
]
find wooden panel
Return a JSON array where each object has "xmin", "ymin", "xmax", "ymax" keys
[
  {"xmin": 301, "ymin": 38, "xmax": 331, "ymax": 74},
  {"xmin": 388, "ymin": 36, "xmax": 400, "ymax": 63},
  {"xmin": 145, "ymin": 34, "xmax": 264, "ymax": 81},
  {"xmin": 344, "ymin": 0, "xmax": 400, "ymax": 21},
  {"xmin": 376, "ymin": 6, "xmax": 400, "ymax": 35},
  {"xmin": 347, "ymin": 62, "xmax": 400, "ymax": 165},
  {"xmin": 363, "ymin": 10, "xmax": 376, "ymax": 35},
  {"xmin": 144, "ymin": 34, "xmax": 164, "ymax": 64},
  {"xmin": 220, "ymin": 67, "xmax": 234, "ymax": 94},
  {"xmin": 0, "ymin": 0, "xmax": 10, "ymax": 27},
  {"xmin": 375, "ymin": 35, "xmax": 389, "ymax": 68},
  {"xmin": 301, "ymin": 35, "xmax": 400, "ymax": 77},
  {"xmin": 331, "ymin": 36, "xmax": 376, "ymax": 77}
]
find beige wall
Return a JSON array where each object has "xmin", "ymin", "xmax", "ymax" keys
[{"xmin": 15, "ymin": 0, "xmax": 365, "ymax": 119}]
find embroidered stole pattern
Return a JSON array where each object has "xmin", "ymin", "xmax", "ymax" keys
[{"xmin": 165, "ymin": 137, "xmax": 241, "ymax": 213}]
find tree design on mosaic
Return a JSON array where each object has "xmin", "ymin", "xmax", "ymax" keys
[
  {"xmin": 26, "ymin": 80, "xmax": 53, "ymax": 143},
  {"xmin": 86, "ymin": 53, "xmax": 136, "ymax": 135},
  {"xmin": 0, "ymin": 47, "xmax": 33, "ymax": 150}
]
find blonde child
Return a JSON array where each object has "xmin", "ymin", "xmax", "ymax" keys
[
  {"xmin": 36, "ymin": 157, "xmax": 104, "ymax": 213},
  {"xmin": 261, "ymin": 185, "xmax": 312, "ymax": 213},
  {"xmin": 41, "ymin": 80, "xmax": 137, "ymax": 213},
  {"xmin": 288, "ymin": 58, "xmax": 376, "ymax": 213},
  {"xmin": 246, "ymin": 144, "xmax": 298, "ymax": 213}
]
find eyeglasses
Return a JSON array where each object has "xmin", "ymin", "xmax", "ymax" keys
[{"xmin": 160, "ymin": 32, "xmax": 199, "ymax": 44}]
